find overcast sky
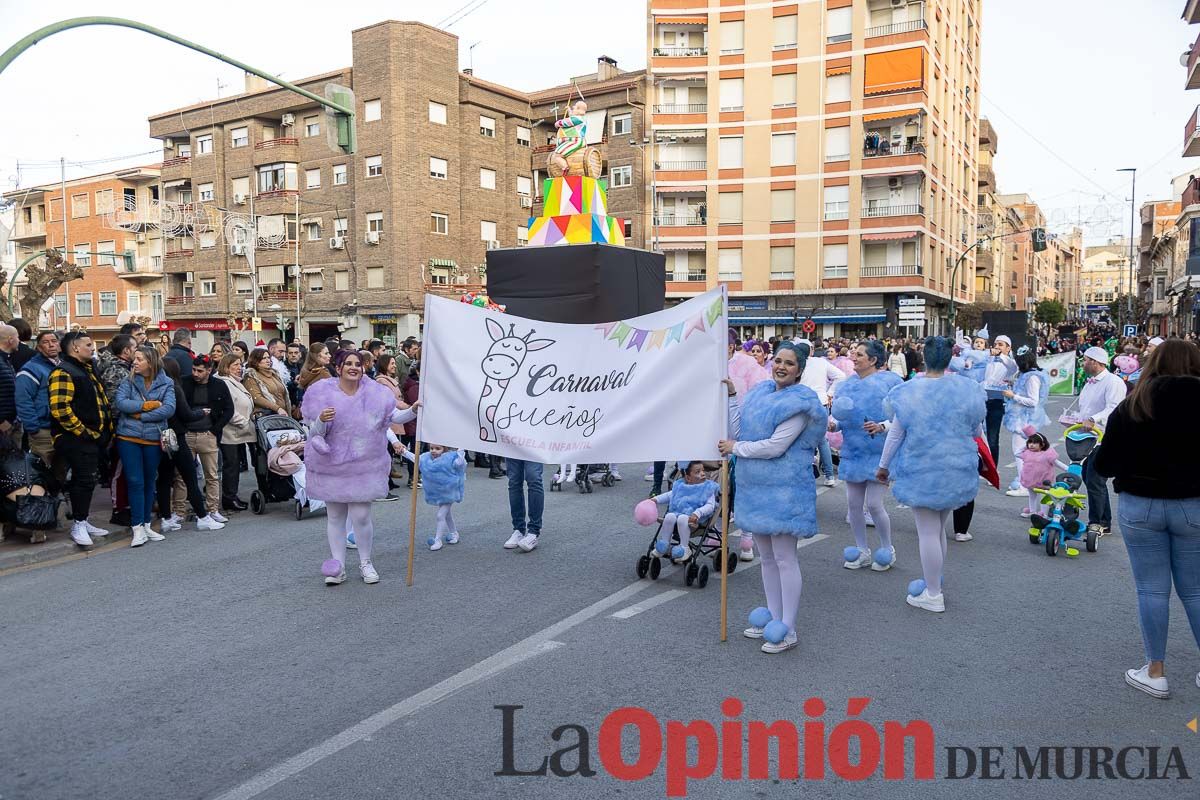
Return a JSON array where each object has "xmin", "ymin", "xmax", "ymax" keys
[{"xmin": 1, "ymin": 0, "xmax": 1194, "ymax": 244}]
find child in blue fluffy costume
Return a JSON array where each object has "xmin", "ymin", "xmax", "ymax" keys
[
  {"xmin": 877, "ymin": 336, "xmax": 986, "ymax": 614},
  {"xmin": 648, "ymin": 460, "xmax": 719, "ymax": 562},
  {"xmin": 829, "ymin": 340, "xmax": 903, "ymax": 572},
  {"xmin": 719, "ymin": 342, "xmax": 828, "ymax": 655},
  {"xmin": 949, "ymin": 334, "xmax": 990, "ymax": 383},
  {"xmin": 399, "ymin": 443, "xmax": 466, "ymax": 551}
]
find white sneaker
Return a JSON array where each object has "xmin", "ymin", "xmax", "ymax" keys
[
  {"xmin": 360, "ymin": 562, "xmax": 380, "ymax": 584},
  {"xmin": 324, "ymin": 568, "xmax": 346, "ymax": 586},
  {"xmin": 743, "ymin": 626, "xmax": 765, "ymax": 639},
  {"xmin": 82, "ymin": 520, "xmax": 110, "ymax": 537},
  {"xmin": 429, "ymin": 536, "xmax": 444, "ymax": 551},
  {"xmin": 1124, "ymin": 664, "xmax": 1169, "ymax": 698},
  {"xmin": 870, "ymin": 547, "xmax": 896, "ymax": 572},
  {"xmin": 643, "ymin": 468, "xmax": 653, "ymax": 482},
  {"xmin": 69, "ymin": 522, "xmax": 93, "ymax": 547},
  {"xmin": 905, "ymin": 589, "xmax": 945, "ymax": 613},
  {"xmin": 517, "ymin": 532, "xmax": 539, "ymax": 552},
  {"xmin": 954, "ymin": 531, "xmax": 973, "ymax": 542},
  {"xmin": 130, "ymin": 525, "xmax": 149, "ymax": 548},
  {"xmin": 160, "ymin": 515, "xmax": 182, "ymax": 532},
  {"xmin": 823, "ymin": 477, "xmax": 837, "ymax": 488},
  {"xmin": 210, "ymin": 511, "xmax": 229, "ymax": 524},
  {"xmin": 503, "ymin": 530, "xmax": 523, "ymax": 549},
  {"xmin": 1005, "ymin": 487, "xmax": 1026, "ymax": 497},
  {"xmin": 738, "ymin": 542, "xmax": 756, "ymax": 563},
  {"xmin": 446, "ymin": 531, "xmax": 460, "ymax": 545},
  {"xmin": 146, "ymin": 524, "xmax": 165, "ymax": 541},
  {"xmin": 196, "ymin": 515, "xmax": 225, "ymax": 531},
  {"xmin": 761, "ymin": 631, "xmax": 799, "ymax": 654},
  {"xmin": 843, "ymin": 547, "xmax": 873, "ymax": 570}
]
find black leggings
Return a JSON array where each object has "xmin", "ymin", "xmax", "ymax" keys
[
  {"xmin": 953, "ymin": 501, "xmax": 974, "ymax": 535},
  {"xmin": 156, "ymin": 433, "xmax": 207, "ymax": 518}
]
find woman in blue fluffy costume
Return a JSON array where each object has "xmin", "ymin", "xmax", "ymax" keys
[
  {"xmin": 829, "ymin": 340, "xmax": 903, "ymax": 572},
  {"xmin": 719, "ymin": 343, "xmax": 828, "ymax": 654},
  {"xmin": 1001, "ymin": 345, "xmax": 1050, "ymax": 496},
  {"xmin": 876, "ymin": 336, "xmax": 986, "ymax": 614}
]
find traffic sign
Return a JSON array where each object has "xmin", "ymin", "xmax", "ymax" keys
[
  {"xmin": 801, "ymin": 319, "xmax": 816, "ymax": 334},
  {"xmin": 1123, "ymin": 324, "xmax": 1137, "ymax": 337},
  {"xmin": 898, "ymin": 298, "xmax": 926, "ymax": 307}
]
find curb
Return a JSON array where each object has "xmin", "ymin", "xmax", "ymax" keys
[{"xmin": 0, "ymin": 527, "xmax": 132, "ymax": 574}]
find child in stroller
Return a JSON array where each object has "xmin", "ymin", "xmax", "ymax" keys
[{"xmin": 648, "ymin": 460, "xmax": 718, "ymax": 563}]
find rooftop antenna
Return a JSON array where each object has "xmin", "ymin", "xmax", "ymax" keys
[{"xmin": 468, "ymin": 41, "xmax": 480, "ymax": 73}]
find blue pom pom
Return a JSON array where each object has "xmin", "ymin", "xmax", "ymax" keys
[
  {"xmin": 748, "ymin": 606, "xmax": 772, "ymax": 628},
  {"xmin": 843, "ymin": 546, "xmax": 861, "ymax": 562},
  {"xmin": 873, "ymin": 547, "xmax": 895, "ymax": 567},
  {"xmin": 426, "ymin": 536, "xmax": 436, "ymax": 546},
  {"xmin": 908, "ymin": 578, "xmax": 927, "ymax": 597},
  {"xmin": 347, "ymin": 532, "xmax": 356, "ymax": 545},
  {"xmin": 654, "ymin": 540, "xmax": 669, "ymax": 555},
  {"xmin": 671, "ymin": 544, "xmax": 686, "ymax": 559},
  {"xmin": 763, "ymin": 620, "xmax": 789, "ymax": 644}
]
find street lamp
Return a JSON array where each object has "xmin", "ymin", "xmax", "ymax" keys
[{"xmin": 1118, "ymin": 167, "xmax": 1136, "ymax": 326}]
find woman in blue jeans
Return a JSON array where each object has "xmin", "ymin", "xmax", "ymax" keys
[
  {"xmin": 1093, "ymin": 339, "xmax": 1200, "ymax": 698},
  {"xmin": 113, "ymin": 347, "xmax": 176, "ymax": 548},
  {"xmin": 502, "ymin": 458, "xmax": 543, "ymax": 553}
]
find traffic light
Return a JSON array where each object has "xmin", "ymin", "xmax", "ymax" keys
[
  {"xmin": 324, "ymin": 83, "xmax": 356, "ymax": 154},
  {"xmin": 1032, "ymin": 227, "xmax": 1048, "ymax": 253}
]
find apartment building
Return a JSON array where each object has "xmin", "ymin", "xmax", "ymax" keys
[
  {"xmin": 646, "ymin": 0, "xmax": 981, "ymax": 339},
  {"xmin": 973, "ymin": 116, "xmax": 1005, "ymax": 303},
  {"xmin": 1177, "ymin": 1, "xmax": 1200, "ymax": 333},
  {"xmin": 146, "ymin": 21, "xmax": 647, "ymax": 348},
  {"xmin": 3, "ymin": 166, "xmax": 164, "ymax": 340},
  {"xmin": 1047, "ymin": 227, "xmax": 1082, "ymax": 314},
  {"xmin": 1138, "ymin": 199, "xmax": 1181, "ymax": 336},
  {"xmin": 1080, "ymin": 238, "xmax": 1132, "ymax": 317},
  {"xmin": 993, "ymin": 193, "xmax": 1048, "ymax": 312}
]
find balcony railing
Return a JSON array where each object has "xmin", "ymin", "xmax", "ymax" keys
[
  {"xmin": 865, "ymin": 18, "xmax": 928, "ymax": 38},
  {"xmin": 260, "ymin": 290, "xmax": 298, "ymax": 302},
  {"xmin": 655, "ymin": 103, "xmax": 707, "ymax": 114},
  {"xmin": 861, "ymin": 263, "xmax": 923, "ymax": 277},
  {"xmin": 162, "ymin": 155, "xmax": 191, "ymax": 168},
  {"xmin": 824, "ymin": 202, "xmax": 849, "ymax": 221},
  {"xmin": 164, "ymin": 249, "xmax": 194, "ymax": 259},
  {"xmin": 166, "ymin": 295, "xmax": 198, "ymax": 305},
  {"xmin": 655, "ymin": 160, "xmax": 707, "ymax": 171},
  {"xmin": 668, "ymin": 272, "xmax": 707, "ymax": 283},
  {"xmin": 655, "ymin": 214, "xmax": 705, "ymax": 226},
  {"xmin": 824, "ymin": 266, "xmax": 849, "ymax": 279},
  {"xmin": 653, "ymin": 46, "xmax": 708, "ymax": 57},
  {"xmin": 863, "ymin": 204, "xmax": 924, "ymax": 218},
  {"xmin": 1183, "ymin": 178, "xmax": 1200, "ymax": 209},
  {"xmin": 255, "ymin": 189, "xmax": 300, "ymax": 200},
  {"xmin": 255, "ymin": 137, "xmax": 299, "ymax": 150},
  {"xmin": 825, "ymin": 152, "xmax": 850, "ymax": 163},
  {"xmin": 1186, "ymin": 107, "xmax": 1200, "ymax": 157},
  {"xmin": 863, "ymin": 139, "xmax": 925, "ymax": 158}
]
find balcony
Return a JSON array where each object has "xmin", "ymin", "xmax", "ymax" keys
[
  {"xmin": 161, "ymin": 155, "xmax": 191, "ymax": 168},
  {"xmin": 166, "ymin": 295, "xmax": 198, "ymax": 306},
  {"xmin": 865, "ymin": 18, "xmax": 927, "ymax": 39},
  {"xmin": 861, "ymin": 263, "xmax": 923, "ymax": 277},
  {"xmin": 653, "ymin": 46, "xmax": 708, "ymax": 57},
  {"xmin": 1188, "ymin": 33, "xmax": 1200, "ymax": 90},
  {"xmin": 824, "ymin": 201, "xmax": 849, "ymax": 221},
  {"xmin": 862, "ymin": 203, "xmax": 924, "ymax": 218},
  {"xmin": 655, "ymin": 213, "xmax": 705, "ymax": 227},
  {"xmin": 10, "ymin": 220, "xmax": 46, "ymax": 241},
  {"xmin": 1186, "ymin": 107, "xmax": 1200, "ymax": 158},
  {"xmin": 117, "ymin": 257, "xmax": 164, "ymax": 281},
  {"xmin": 255, "ymin": 137, "xmax": 299, "ymax": 150},
  {"xmin": 655, "ymin": 160, "xmax": 706, "ymax": 171},
  {"xmin": 654, "ymin": 103, "xmax": 707, "ymax": 114},
  {"xmin": 164, "ymin": 248, "xmax": 194, "ymax": 260},
  {"xmin": 161, "ymin": 155, "xmax": 192, "ymax": 181},
  {"xmin": 110, "ymin": 201, "xmax": 162, "ymax": 231},
  {"xmin": 863, "ymin": 138, "xmax": 925, "ymax": 158}
]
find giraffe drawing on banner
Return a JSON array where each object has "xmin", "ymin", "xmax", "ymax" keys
[{"xmin": 478, "ymin": 318, "xmax": 555, "ymax": 443}]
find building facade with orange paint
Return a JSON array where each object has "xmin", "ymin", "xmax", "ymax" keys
[{"xmin": 646, "ymin": 0, "xmax": 980, "ymax": 339}]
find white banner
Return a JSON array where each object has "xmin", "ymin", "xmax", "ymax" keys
[{"xmin": 418, "ymin": 287, "xmax": 728, "ymax": 463}]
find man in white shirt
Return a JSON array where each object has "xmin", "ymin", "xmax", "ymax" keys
[
  {"xmin": 795, "ymin": 340, "xmax": 846, "ymax": 486},
  {"xmin": 1073, "ymin": 346, "xmax": 1127, "ymax": 535}
]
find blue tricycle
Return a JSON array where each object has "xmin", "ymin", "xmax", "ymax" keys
[{"xmin": 1027, "ymin": 423, "xmax": 1103, "ymax": 558}]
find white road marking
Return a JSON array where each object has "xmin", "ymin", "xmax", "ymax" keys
[
  {"xmin": 210, "ymin": 581, "xmax": 653, "ymax": 800},
  {"xmin": 611, "ymin": 589, "xmax": 689, "ymax": 619},
  {"xmin": 797, "ymin": 533, "xmax": 830, "ymax": 549}
]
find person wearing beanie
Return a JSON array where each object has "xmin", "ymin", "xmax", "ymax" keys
[{"xmin": 1071, "ymin": 346, "xmax": 1127, "ymax": 536}]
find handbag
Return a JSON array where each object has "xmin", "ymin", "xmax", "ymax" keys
[
  {"xmin": 15, "ymin": 455, "xmax": 59, "ymax": 530},
  {"xmin": 160, "ymin": 427, "xmax": 179, "ymax": 453}
]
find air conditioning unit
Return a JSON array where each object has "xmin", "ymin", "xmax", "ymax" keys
[
  {"xmin": 230, "ymin": 243, "xmax": 247, "ymax": 256},
  {"xmin": 184, "ymin": 272, "xmax": 195, "ymax": 283},
  {"xmin": 288, "ymin": 265, "xmax": 300, "ymax": 277},
  {"xmin": 888, "ymin": 177, "xmax": 902, "ymax": 189},
  {"xmin": 281, "ymin": 113, "xmax": 295, "ymax": 126},
  {"xmin": 520, "ymin": 197, "xmax": 533, "ymax": 208},
  {"xmin": 164, "ymin": 139, "xmax": 175, "ymax": 150},
  {"xmin": 486, "ymin": 240, "xmax": 501, "ymax": 250},
  {"xmin": 135, "ymin": 233, "xmax": 147, "ymax": 243},
  {"xmin": 329, "ymin": 236, "xmax": 346, "ymax": 250},
  {"xmin": 233, "ymin": 194, "xmax": 247, "ymax": 205},
  {"xmin": 365, "ymin": 231, "xmax": 380, "ymax": 244},
  {"xmin": 891, "ymin": 0, "xmax": 906, "ymax": 7}
]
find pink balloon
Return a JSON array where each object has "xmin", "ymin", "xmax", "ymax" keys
[{"xmin": 634, "ymin": 499, "xmax": 659, "ymax": 527}]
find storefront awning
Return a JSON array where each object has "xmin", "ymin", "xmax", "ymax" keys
[
  {"xmin": 656, "ymin": 16, "xmax": 707, "ymax": 25},
  {"xmin": 657, "ymin": 185, "xmax": 707, "ymax": 193},
  {"xmin": 863, "ymin": 109, "xmax": 919, "ymax": 123},
  {"xmin": 659, "ymin": 241, "xmax": 706, "ymax": 251},
  {"xmin": 729, "ymin": 311, "xmax": 887, "ymax": 325},
  {"xmin": 862, "ymin": 231, "xmax": 921, "ymax": 241}
]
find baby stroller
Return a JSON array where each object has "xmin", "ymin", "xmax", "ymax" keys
[
  {"xmin": 1027, "ymin": 423, "xmax": 1102, "ymax": 557},
  {"xmin": 634, "ymin": 465, "xmax": 737, "ymax": 588},
  {"xmin": 549, "ymin": 463, "xmax": 616, "ymax": 493},
  {"xmin": 250, "ymin": 414, "xmax": 320, "ymax": 519}
]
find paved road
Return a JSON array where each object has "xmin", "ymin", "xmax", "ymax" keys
[{"xmin": 2, "ymin": 396, "xmax": 1198, "ymax": 799}]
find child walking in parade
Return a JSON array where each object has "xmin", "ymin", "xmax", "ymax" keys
[
  {"xmin": 647, "ymin": 460, "xmax": 719, "ymax": 562},
  {"xmin": 400, "ymin": 443, "xmax": 467, "ymax": 551}
]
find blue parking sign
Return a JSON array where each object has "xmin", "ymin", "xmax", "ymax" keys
[{"xmin": 1123, "ymin": 324, "xmax": 1137, "ymax": 337}]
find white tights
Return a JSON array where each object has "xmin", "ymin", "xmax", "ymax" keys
[
  {"xmin": 754, "ymin": 534, "xmax": 802, "ymax": 634},
  {"xmin": 845, "ymin": 481, "xmax": 892, "ymax": 552},
  {"xmin": 658, "ymin": 512, "xmax": 692, "ymax": 550},
  {"xmin": 436, "ymin": 504, "xmax": 457, "ymax": 538},
  {"xmin": 328, "ymin": 501, "xmax": 374, "ymax": 565},
  {"xmin": 912, "ymin": 507, "xmax": 949, "ymax": 596}
]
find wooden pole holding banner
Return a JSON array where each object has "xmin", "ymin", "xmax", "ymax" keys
[
  {"xmin": 719, "ymin": 457, "xmax": 730, "ymax": 642},
  {"xmin": 405, "ymin": 439, "xmax": 422, "ymax": 587}
]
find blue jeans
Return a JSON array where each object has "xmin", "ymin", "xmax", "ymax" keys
[
  {"xmin": 1118, "ymin": 493, "xmax": 1200, "ymax": 662},
  {"xmin": 817, "ymin": 436, "xmax": 833, "ymax": 479},
  {"xmin": 507, "ymin": 459, "xmax": 544, "ymax": 536},
  {"xmin": 117, "ymin": 439, "xmax": 162, "ymax": 526},
  {"xmin": 984, "ymin": 398, "xmax": 1005, "ymax": 466}
]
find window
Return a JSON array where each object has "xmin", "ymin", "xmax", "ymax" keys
[
  {"xmin": 719, "ymin": 78, "xmax": 744, "ymax": 112},
  {"xmin": 151, "ymin": 291, "xmax": 163, "ymax": 318},
  {"xmin": 94, "ymin": 189, "xmax": 114, "ymax": 214},
  {"xmin": 772, "ymin": 73, "xmax": 797, "ymax": 108},
  {"xmin": 770, "ymin": 247, "xmax": 796, "ymax": 279},
  {"xmin": 826, "ymin": 73, "xmax": 851, "ymax": 103},
  {"xmin": 233, "ymin": 275, "xmax": 252, "ymax": 295},
  {"xmin": 431, "ymin": 213, "xmax": 448, "ymax": 234},
  {"xmin": 71, "ymin": 193, "xmax": 89, "ymax": 218},
  {"xmin": 333, "ymin": 164, "xmax": 347, "ymax": 185},
  {"xmin": 610, "ymin": 165, "xmax": 632, "ymax": 187},
  {"xmin": 718, "ymin": 136, "xmax": 743, "ymax": 169},
  {"xmin": 719, "ymin": 20, "xmax": 744, "ymax": 53},
  {"xmin": 517, "ymin": 225, "xmax": 529, "ymax": 246},
  {"xmin": 429, "ymin": 102, "xmax": 447, "ymax": 125},
  {"xmin": 824, "ymin": 126, "xmax": 850, "ymax": 161},
  {"xmin": 480, "ymin": 115, "xmax": 496, "ymax": 137},
  {"xmin": 480, "ymin": 220, "xmax": 497, "ymax": 242},
  {"xmin": 54, "ymin": 295, "xmax": 68, "ymax": 318},
  {"xmin": 480, "ymin": 168, "xmax": 496, "ymax": 190},
  {"xmin": 367, "ymin": 267, "xmax": 384, "ymax": 288},
  {"xmin": 430, "ymin": 157, "xmax": 448, "ymax": 180},
  {"xmin": 196, "ymin": 134, "xmax": 213, "ymax": 155},
  {"xmin": 97, "ymin": 240, "xmax": 117, "ymax": 267},
  {"xmin": 178, "ymin": 143, "xmax": 191, "ymax": 158},
  {"xmin": 364, "ymin": 99, "xmax": 381, "ymax": 122},
  {"xmin": 306, "ymin": 168, "xmax": 321, "ymax": 189},
  {"xmin": 73, "ymin": 243, "xmax": 91, "ymax": 266},
  {"xmin": 366, "ymin": 212, "xmax": 384, "ymax": 234},
  {"xmin": 823, "ymin": 243, "xmax": 849, "ymax": 278},
  {"xmin": 257, "ymin": 162, "xmax": 297, "ymax": 193},
  {"xmin": 773, "ymin": 15, "xmax": 797, "ymax": 49},
  {"xmin": 231, "ymin": 126, "xmax": 248, "ymax": 148},
  {"xmin": 517, "ymin": 175, "xmax": 532, "ymax": 196},
  {"xmin": 719, "ymin": 192, "xmax": 742, "ymax": 225},
  {"xmin": 305, "ymin": 221, "xmax": 321, "ymax": 241},
  {"xmin": 75, "ymin": 293, "xmax": 93, "ymax": 317},
  {"xmin": 826, "ymin": 7, "xmax": 852, "ymax": 42},
  {"xmin": 198, "ymin": 183, "xmax": 214, "ymax": 202},
  {"xmin": 126, "ymin": 291, "xmax": 141, "ymax": 312},
  {"xmin": 334, "ymin": 270, "xmax": 349, "ymax": 291},
  {"xmin": 771, "ymin": 189, "xmax": 796, "ymax": 222},
  {"xmin": 199, "ymin": 280, "xmax": 216, "ymax": 297},
  {"xmin": 199, "ymin": 231, "xmax": 217, "ymax": 249},
  {"xmin": 48, "ymin": 198, "xmax": 63, "ymax": 223},
  {"xmin": 770, "ymin": 133, "xmax": 796, "ymax": 166},
  {"xmin": 308, "ymin": 271, "xmax": 324, "ymax": 292},
  {"xmin": 517, "ymin": 125, "xmax": 531, "ymax": 147},
  {"xmin": 365, "ymin": 155, "xmax": 382, "ymax": 177},
  {"xmin": 334, "ymin": 218, "xmax": 348, "ymax": 237},
  {"xmin": 304, "ymin": 115, "xmax": 320, "ymax": 137},
  {"xmin": 611, "ymin": 113, "xmax": 632, "ymax": 136},
  {"xmin": 718, "ymin": 249, "xmax": 743, "ymax": 281},
  {"xmin": 231, "ymin": 176, "xmax": 249, "ymax": 199},
  {"xmin": 823, "ymin": 185, "xmax": 850, "ymax": 220}
]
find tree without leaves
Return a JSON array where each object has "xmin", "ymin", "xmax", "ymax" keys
[{"xmin": 17, "ymin": 250, "xmax": 84, "ymax": 322}]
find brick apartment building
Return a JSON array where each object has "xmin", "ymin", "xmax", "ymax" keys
[
  {"xmin": 146, "ymin": 20, "xmax": 647, "ymax": 348},
  {"xmin": 3, "ymin": 166, "xmax": 164, "ymax": 343}
]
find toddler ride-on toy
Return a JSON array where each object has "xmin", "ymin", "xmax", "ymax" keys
[{"xmin": 1027, "ymin": 423, "xmax": 1102, "ymax": 557}]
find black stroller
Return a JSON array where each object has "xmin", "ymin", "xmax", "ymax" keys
[{"xmin": 249, "ymin": 414, "xmax": 314, "ymax": 519}]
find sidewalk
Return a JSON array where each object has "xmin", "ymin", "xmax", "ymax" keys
[{"xmin": 0, "ymin": 491, "xmax": 130, "ymax": 573}]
